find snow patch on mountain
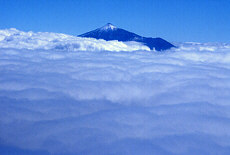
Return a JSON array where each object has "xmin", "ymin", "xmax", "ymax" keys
[{"xmin": 100, "ymin": 23, "xmax": 117, "ymax": 30}]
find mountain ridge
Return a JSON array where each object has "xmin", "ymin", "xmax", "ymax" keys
[{"xmin": 79, "ymin": 23, "xmax": 175, "ymax": 51}]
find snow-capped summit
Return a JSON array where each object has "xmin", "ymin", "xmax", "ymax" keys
[
  {"xmin": 101, "ymin": 23, "xmax": 117, "ymax": 30},
  {"xmin": 79, "ymin": 23, "xmax": 175, "ymax": 51}
]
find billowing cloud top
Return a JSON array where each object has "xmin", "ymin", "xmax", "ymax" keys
[
  {"xmin": 174, "ymin": 42, "xmax": 230, "ymax": 52},
  {"xmin": 1, "ymin": 28, "xmax": 230, "ymax": 154},
  {"xmin": 1, "ymin": 28, "xmax": 230, "ymax": 52},
  {"xmin": 0, "ymin": 28, "xmax": 150, "ymax": 51}
]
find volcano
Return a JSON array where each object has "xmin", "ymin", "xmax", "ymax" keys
[{"xmin": 79, "ymin": 23, "xmax": 175, "ymax": 51}]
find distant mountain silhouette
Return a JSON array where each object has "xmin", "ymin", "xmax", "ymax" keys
[{"xmin": 79, "ymin": 23, "xmax": 175, "ymax": 51}]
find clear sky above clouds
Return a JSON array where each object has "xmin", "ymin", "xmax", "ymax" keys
[{"xmin": 0, "ymin": 0, "xmax": 229, "ymax": 42}]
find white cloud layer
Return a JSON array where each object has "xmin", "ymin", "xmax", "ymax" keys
[
  {"xmin": 0, "ymin": 28, "xmax": 150, "ymax": 51},
  {"xmin": 1, "ymin": 29, "xmax": 230, "ymax": 154}
]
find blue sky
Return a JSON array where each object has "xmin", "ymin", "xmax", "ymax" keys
[{"xmin": 0, "ymin": 0, "xmax": 229, "ymax": 42}]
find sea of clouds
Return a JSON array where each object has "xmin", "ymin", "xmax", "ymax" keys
[
  {"xmin": 0, "ymin": 29, "xmax": 230, "ymax": 154},
  {"xmin": 0, "ymin": 28, "xmax": 150, "ymax": 51}
]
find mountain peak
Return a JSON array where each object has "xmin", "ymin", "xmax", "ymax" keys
[
  {"xmin": 79, "ymin": 23, "xmax": 175, "ymax": 51},
  {"xmin": 101, "ymin": 23, "xmax": 117, "ymax": 30}
]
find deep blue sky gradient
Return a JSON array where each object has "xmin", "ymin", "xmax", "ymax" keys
[{"xmin": 0, "ymin": 0, "xmax": 229, "ymax": 42}]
